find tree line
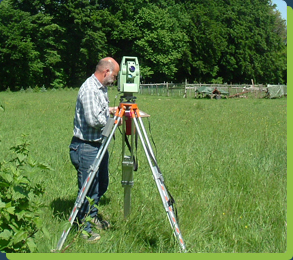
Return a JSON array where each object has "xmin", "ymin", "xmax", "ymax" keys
[{"xmin": 0, "ymin": 0, "xmax": 287, "ymax": 91}]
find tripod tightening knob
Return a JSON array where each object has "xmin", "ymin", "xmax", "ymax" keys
[{"xmin": 121, "ymin": 156, "xmax": 134, "ymax": 187}]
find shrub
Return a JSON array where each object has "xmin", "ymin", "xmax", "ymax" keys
[{"xmin": 0, "ymin": 135, "xmax": 52, "ymax": 252}]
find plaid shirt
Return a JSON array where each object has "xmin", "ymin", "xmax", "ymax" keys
[{"xmin": 73, "ymin": 74, "xmax": 110, "ymax": 142}]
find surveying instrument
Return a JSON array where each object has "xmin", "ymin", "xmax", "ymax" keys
[{"xmin": 55, "ymin": 56, "xmax": 187, "ymax": 252}]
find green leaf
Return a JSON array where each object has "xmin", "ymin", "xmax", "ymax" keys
[
  {"xmin": 15, "ymin": 210, "xmax": 26, "ymax": 221},
  {"xmin": 33, "ymin": 216, "xmax": 43, "ymax": 229},
  {"xmin": 26, "ymin": 237, "xmax": 37, "ymax": 253},
  {"xmin": 8, "ymin": 222, "xmax": 20, "ymax": 233},
  {"xmin": 42, "ymin": 227, "xmax": 50, "ymax": 239},
  {"xmin": 0, "ymin": 230, "xmax": 12, "ymax": 240},
  {"xmin": 13, "ymin": 230, "xmax": 28, "ymax": 244},
  {"xmin": 81, "ymin": 230, "xmax": 89, "ymax": 236},
  {"xmin": 0, "ymin": 181, "xmax": 10, "ymax": 188},
  {"xmin": 0, "ymin": 172, "xmax": 13, "ymax": 183},
  {"xmin": 0, "ymin": 239, "xmax": 11, "ymax": 251},
  {"xmin": 17, "ymin": 154, "xmax": 27, "ymax": 163},
  {"xmin": 0, "ymin": 200, "xmax": 5, "ymax": 208},
  {"xmin": 86, "ymin": 196, "xmax": 94, "ymax": 206},
  {"xmin": 85, "ymin": 215, "xmax": 93, "ymax": 222},
  {"xmin": 37, "ymin": 162, "xmax": 54, "ymax": 171},
  {"xmin": 13, "ymin": 186, "xmax": 28, "ymax": 200},
  {"xmin": 6, "ymin": 206, "xmax": 15, "ymax": 215}
]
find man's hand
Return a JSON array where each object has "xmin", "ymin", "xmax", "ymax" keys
[
  {"xmin": 109, "ymin": 106, "xmax": 123, "ymax": 125},
  {"xmin": 109, "ymin": 106, "xmax": 117, "ymax": 115}
]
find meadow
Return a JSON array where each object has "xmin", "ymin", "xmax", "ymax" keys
[{"xmin": 0, "ymin": 89, "xmax": 287, "ymax": 253}]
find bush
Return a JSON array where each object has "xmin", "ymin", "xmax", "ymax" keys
[{"xmin": 0, "ymin": 135, "xmax": 52, "ymax": 252}]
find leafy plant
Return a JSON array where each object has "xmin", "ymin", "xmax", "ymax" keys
[{"xmin": 0, "ymin": 135, "xmax": 52, "ymax": 252}]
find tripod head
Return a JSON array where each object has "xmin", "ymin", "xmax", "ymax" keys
[
  {"xmin": 119, "ymin": 95, "xmax": 137, "ymax": 104},
  {"xmin": 118, "ymin": 56, "xmax": 140, "ymax": 103}
]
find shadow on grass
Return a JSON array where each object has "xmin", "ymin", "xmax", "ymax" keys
[{"xmin": 50, "ymin": 196, "xmax": 111, "ymax": 218}]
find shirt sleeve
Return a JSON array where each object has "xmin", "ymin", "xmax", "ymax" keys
[{"xmin": 81, "ymin": 87, "xmax": 108, "ymax": 129}]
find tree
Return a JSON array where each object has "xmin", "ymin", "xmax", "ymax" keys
[
  {"xmin": 0, "ymin": 1, "xmax": 41, "ymax": 90},
  {"xmin": 0, "ymin": 0, "xmax": 65, "ymax": 90},
  {"xmin": 0, "ymin": 0, "xmax": 287, "ymax": 89},
  {"xmin": 133, "ymin": 4, "xmax": 190, "ymax": 81},
  {"xmin": 178, "ymin": 0, "xmax": 228, "ymax": 83},
  {"xmin": 0, "ymin": 0, "xmax": 119, "ymax": 89}
]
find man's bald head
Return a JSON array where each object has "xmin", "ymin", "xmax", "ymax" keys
[
  {"xmin": 94, "ymin": 57, "xmax": 120, "ymax": 86},
  {"xmin": 96, "ymin": 57, "xmax": 119, "ymax": 73}
]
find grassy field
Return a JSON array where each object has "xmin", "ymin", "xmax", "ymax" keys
[{"xmin": 0, "ymin": 89, "xmax": 287, "ymax": 253}]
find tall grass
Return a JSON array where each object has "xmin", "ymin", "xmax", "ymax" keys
[{"xmin": 0, "ymin": 89, "xmax": 287, "ymax": 253}]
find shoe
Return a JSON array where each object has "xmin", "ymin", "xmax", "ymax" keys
[
  {"xmin": 90, "ymin": 217, "xmax": 110, "ymax": 230},
  {"xmin": 81, "ymin": 231, "xmax": 101, "ymax": 242}
]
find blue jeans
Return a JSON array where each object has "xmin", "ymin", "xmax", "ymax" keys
[{"xmin": 69, "ymin": 137, "xmax": 109, "ymax": 232}]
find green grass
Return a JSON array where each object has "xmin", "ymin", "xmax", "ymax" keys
[{"xmin": 0, "ymin": 89, "xmax": 287, "ymax": 253}]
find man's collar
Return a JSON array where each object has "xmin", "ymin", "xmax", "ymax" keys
[{"xmin": 92, "ymin": 74, "xmax": 105, "ymax": 89}]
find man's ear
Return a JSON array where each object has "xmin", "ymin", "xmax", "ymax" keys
[{"xmin": 104, "ymin": 69, "xmax": 110, "ymax": 77}]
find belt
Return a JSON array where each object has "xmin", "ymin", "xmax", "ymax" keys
[{"xmin": 71, "ymin": 136, "xmax": 102, "ymax": 146}]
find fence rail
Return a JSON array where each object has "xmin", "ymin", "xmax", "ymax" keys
[{"xmin": 139, "ymin": 81, "xmax": 287, "ymax": 99}]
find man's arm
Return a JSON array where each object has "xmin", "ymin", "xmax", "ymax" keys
[{"xmin": 82, "ymin": 88, "xmax": 109, "ymax": 129}]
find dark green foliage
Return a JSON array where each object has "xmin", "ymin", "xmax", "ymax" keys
[
  {"xmin": 0, "ymin": 0, "xmax": 287, "ymax": 90},
  {"xmin": 0, "ymin": 135, "xmax": 52, "ymax": 252}
]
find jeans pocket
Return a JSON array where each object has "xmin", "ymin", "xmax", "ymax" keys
[{"xmin": 69, "ymin": 143, "xmax": 80, "ymax": 170}]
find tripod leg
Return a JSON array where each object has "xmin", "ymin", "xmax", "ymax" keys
[
  {"xmin": 122, "ymin": 155, "xmax": 134, "ymax": 218},
  {"xmin": 137, "ymin": 115, "xmax": 157, "ymax": 162},
  {"xmin": 121, "ymin": 111, "xmax": 135, "ymax": 218},
  {"xmin": 55, "ymin": 115, "xmax": 122, "ymax": 251},
  {"xmin": 131, "ymin": 112, "xmax": 187, "ymax": 252}
]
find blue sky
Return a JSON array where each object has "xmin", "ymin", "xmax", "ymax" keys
[{"xmin": 271, "ymin": 0, "xmax": 287, "ymax": 23}]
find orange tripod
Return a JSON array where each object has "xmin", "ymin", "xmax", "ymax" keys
[{"xmin": 56, "ymin": 100, "xmax": 187, "ymax": 252}]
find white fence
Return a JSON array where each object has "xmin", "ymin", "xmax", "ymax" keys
[{"xmin": 139, "ymin": 81, "xmax": 287, "ymax": 99}]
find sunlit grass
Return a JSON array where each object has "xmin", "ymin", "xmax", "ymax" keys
[{"xmin": 0, "ymin": 90, "xmax": 287, "ymax": 253}]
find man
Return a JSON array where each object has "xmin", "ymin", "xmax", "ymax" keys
[{"xmin": 69, "ymin": 57, "xmax": 120, "ymax": 242}]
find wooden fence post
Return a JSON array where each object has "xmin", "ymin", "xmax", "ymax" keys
[{"xmin": 183, "ymin": 79, "xmax": 187, "ymax": 98}]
